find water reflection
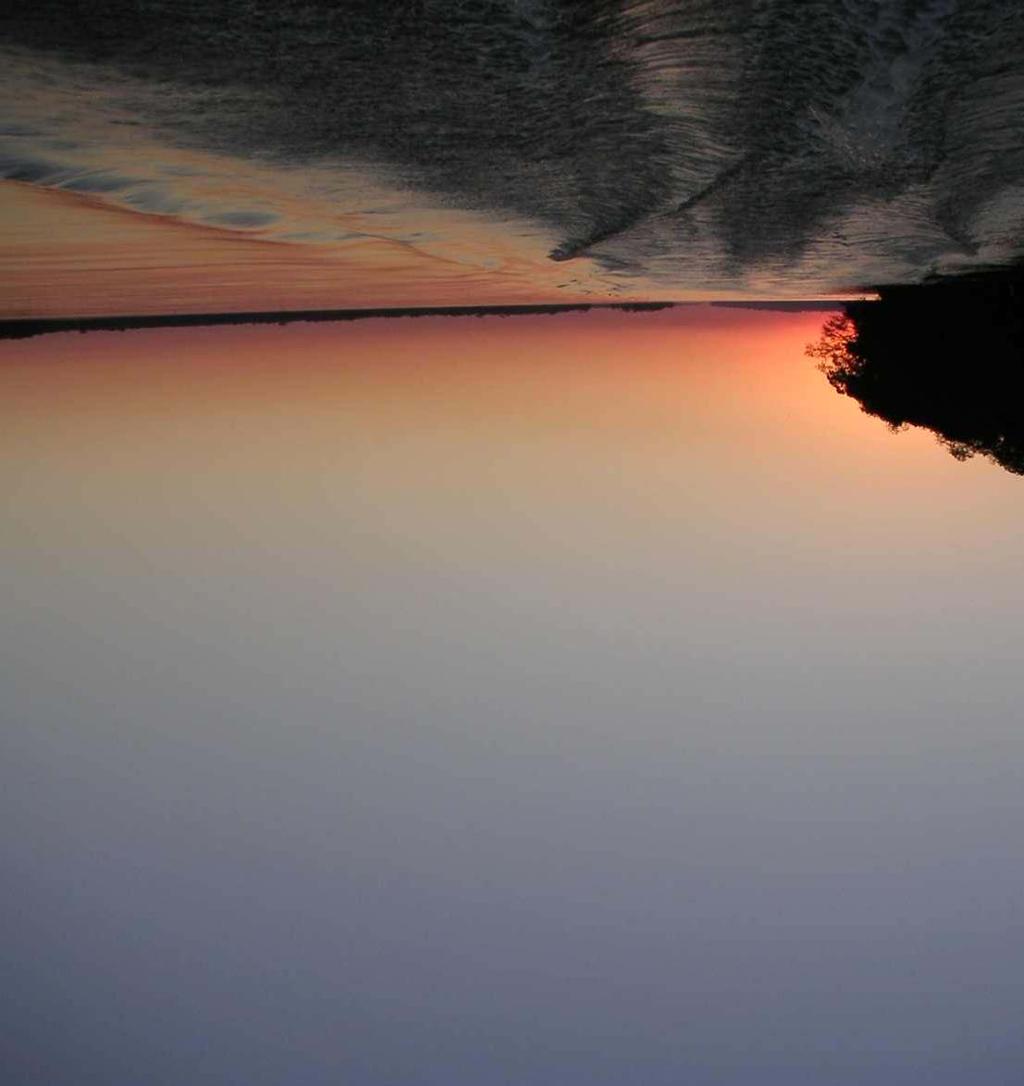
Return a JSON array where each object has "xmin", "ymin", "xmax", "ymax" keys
[
  {"xmin": 5, "ymin": 0, "xmax": 1024, "ymax": 306},
  {"xmin": 810, "ymin": 269, "xmax": 1024, "ymax": 474}
]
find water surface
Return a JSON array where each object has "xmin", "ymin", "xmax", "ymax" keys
[{"xmin": 4, "ymin": 1, "xmax": 1024, "ymax": 314}]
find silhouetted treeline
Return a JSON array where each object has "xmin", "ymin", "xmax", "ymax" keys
[
  {"xmin": 713, "ymin": 301, "xmax": 843, "ymax": 312},
  {"xmin": 809, "ymin": 269, "xmax": 1024, "ymax": 474},
  {"xmin": 0, "ymin": 302, "xmax": 676, "ymax": 342}
]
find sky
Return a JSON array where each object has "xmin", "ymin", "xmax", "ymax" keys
[{"xmin": 3, "ymin": 308, "xmax": 1023, "ymax": 1084}]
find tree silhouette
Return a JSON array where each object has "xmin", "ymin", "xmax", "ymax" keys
[{"xmin": 808, "ymin": 272, "xmax": 1024, "ymax": 474}]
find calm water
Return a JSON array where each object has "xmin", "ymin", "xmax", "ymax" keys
[
  {"xmin": 3, "ymin": 310, "xmax": 1023, "ymax": 1083},
  {"xmin": 4, "ymin": 0, "xmax": 1024, "ymax": 302}
]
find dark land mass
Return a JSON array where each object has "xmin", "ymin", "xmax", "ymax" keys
[
  {"xmin": 712, "ymin": 301, "xmax": 846, "ymax": 312},
  {"xmin": 0, "ymin": 302, "xmax": 679, "ymax": 342},
  {"xmin": 809, "ymin": 267, "xmax": 1024, "ymax": 474}
]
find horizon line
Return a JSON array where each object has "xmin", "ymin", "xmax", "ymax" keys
[{"xmin": 0, "ymin": 298, "xmax": 859, "ymax": 341}]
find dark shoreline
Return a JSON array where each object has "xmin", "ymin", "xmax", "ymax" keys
[
  {"xmin": 710, "ymin": 301, "xmax": 846, "ymax": 312},
  {"xmin": 4, "ymin": 269, "xmax": 1017, "ymax": 341},
  {"xmin": 0, "ymin": 302, "xmax": 679, "ymax": 342},
  {"xmin": 810, "ymin": 265, "xmax": 1024, "ymax": 475}
]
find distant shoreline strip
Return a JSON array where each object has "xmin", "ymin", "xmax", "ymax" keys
[{"xmin": 0, "ymin": 302, "xmax": 679, "ymax": 341}]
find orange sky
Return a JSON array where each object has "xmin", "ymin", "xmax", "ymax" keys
[
  {"xmin": 3, "ymin": 306, "xmax": 1007, "ymax": 512},
  {"xmin": 6, "ymin": 307, "xmax": 1020, "ymax": 769}
]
